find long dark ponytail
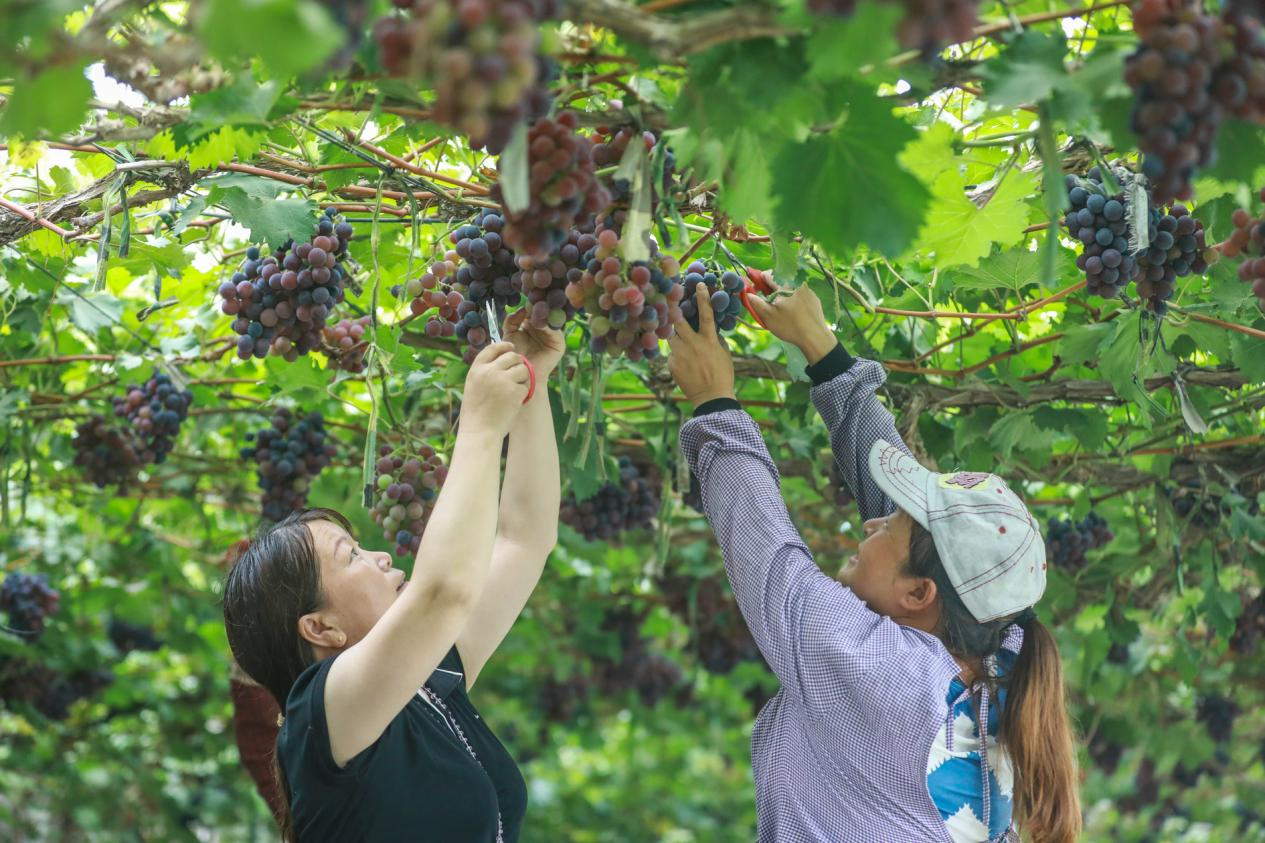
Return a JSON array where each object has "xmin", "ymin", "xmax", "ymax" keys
[
  {"xmin": 222, "ymin": 507, "xmax": 353, "ymax": 842},
  {"xmin": 907, "ymin": 521, "xmax": 1081, "ymax": 843}
]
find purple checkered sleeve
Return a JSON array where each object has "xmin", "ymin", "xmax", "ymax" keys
[
  {"xmin": 809, "ymin": 357, "xmax": 915, "ymax": 523},
  {"xmin": 680, "ymin": 404, "xmax": 966, "ymax": 842}
]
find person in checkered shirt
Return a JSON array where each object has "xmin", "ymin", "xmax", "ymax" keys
[{"xmin": 666, "ymin": 281, "xmax": 1081, "ymax": 843}]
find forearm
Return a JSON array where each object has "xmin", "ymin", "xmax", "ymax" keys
[
  {"xmin": 410, "ymin": 426, "xmax": 504, "ymax": 598},
  {"xmin": 495, "ymin": 387, "xmax": 559, "ymax": 550},
  {"xmin": 809, "ymin": 355, "xmax": 910, "ymax": 521}
]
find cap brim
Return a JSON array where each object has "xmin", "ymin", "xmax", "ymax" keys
[{"xmin": 867, "ymin": 440, "xmax": 935, "ymax": 530}]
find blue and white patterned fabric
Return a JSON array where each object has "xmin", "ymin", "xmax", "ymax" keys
[
  {"xmin": 928, "ymin": 653, "xmax": 1016, "ymax": 841},
  {"xmin": 680, "ymin": 355, "xmax": 1025, "ymax": 843}
]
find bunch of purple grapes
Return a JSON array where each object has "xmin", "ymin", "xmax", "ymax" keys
[
  {"xmin": 218, "ymin": 208, "xmax": 354, "ymax": 362},
  {"xmin": 0, "ymin": 658, "xmax": 114, "ymax": 721},
  {"xmin": 398, "ymin": 255, "xmax": 465, "ymax": 339},
  {"xmin": 111, "ymin": 371, "xmax": 192, "ymax": 464},
  {"xmin": 107, "ymin": 618, "xmax": 164, "ymax": 656},
  {"xmin": 560, "ymin": 456, "xmax": 660, "ymax": 542},
  {"xmin": 590, "ymin": 125, "xmax": 680, "ymax": 214},
  {"xmin": 658, "ymin": 570, "xmax": 761, "ymax": 674},
  {"xmin": 1044, "ymin": 511, "xmax": 1114, "ymax": 572},
  {"xmin": 369, "ymin": 443, "xmax": 448, "ymax": 557},
  {"xmin": 1063, "ymin": 170, "xmax": 1140, "ymax": 298},
  {"xmin": 1196, "ymin": 694, "xmax": 1240, "ymax": 743},
  {"xmin": 321, "ymin": 314, "xmax": 373, "ymax": 373},
  {"xmin": 678, "ymin": 260, "xmax": 746, "ymax": 332},
  {"xmin": 563, "ymin": 226, "xmax": 685, "ymax": 360},
  {"xmin": 372, "ymin": 0, "xmax": 557, "ymax": 153},
  {"xmin": 0, "ymin": 573, "xmax": 60, "ymax": 640},
  {"xmin": 515, "ymin": 227, "xmax": 592, "ymax": 329},
  {"xmin": 496, "ymin": 112, "xmax": 612, "ymax": 260},
  {"xmin": 1125, "ymin": 0, "xmax": 1225, "ymax": 205},
  {"xmin": 1135, "ymin": 203, "xmax": 1211, "ymax": 314},
  {"xmin": 241, "ymin": 408, "xmax": 337, "ymax": 522},
  {"xmin": 806, "ymin": 0, "xmax": 981, "ymax": 54},
  {"xmin": 593, "ymin": 605, "xmax": 690, "ymax": 707},
  {"xmin": 1230, "ymin": 591, "xmax": 1265, "ymax": 655},
  {"xmin": 437, "ymin": 210, "xmax": 523, "ymax": 362},
  {"xmin": 72, "ymin": 414, "xmax": 141, "ymax": 489}
]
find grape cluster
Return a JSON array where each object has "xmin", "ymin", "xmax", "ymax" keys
[
  {"xmin": 1125, "ymin": 0, "xmax": 1225, "ymax": 205},
  {"xmin": 241, "ymin": 409, "xmax": 337, "ymax": 522},
  {"xmin": 806, "ymin": 0, "xmax": 981, "ymax": 54},
  {"xmin": 591, "ymin": 126, "xmax": 680, "ymax": 211},
  {"xmin": 496, "ymin": 112, "xmax": 611, "ymax": 260},
  {"xmin": 1196, "ymin": 694, "xmax": 1240, "ymax": 743},
  {"xmin": 321, "ymin": 314, "xmax": 373, "ymax": 373},
  {"xmin": 679, "ymin": 260, "xmax": 747, "ymax": 332},
  {"xmin": 1230, "ymin": 591, "xmax": 1265, "ymax": 654},
  {"xmin": 399, "ymin": 257, "xmax": 465, "ymax": 339},
  {"xmin": 72, "ymin": 414, "xmax": 141, "ymax": 489},
  {"xmin": 658, "ymin": 571, "xmax": 761, "ymax": 674},
  {"xmin": 1213, "ymin": 4, "xmax": 1265, "ymax": 122},
  {"xmin": 0, "ymin": 658, "xmax": 114, "ymax": 721},
  {"xmin": 369, "ymin": 443, "xmax": 448, "ymax": 557},
  {"xmin": 560, "ymin": 456, "xmax": 660, "ymax": 542},
  {"xmin": 1135, "ymin": 203, "xmax": 1211, "ymax": 314},
  {"xmin": 218, "ymin": 208, "xmax": 354, "ymax": 362},
  {"xmin": 1063, "ymin": 170, "xmax": 1139, "ymax": 298},
  {"xmin": 1216, "ymin": 186, "xmax": 1265, "ymax": 308},
  {"xmin": 112, "ymin": 371, "xmax": 193, "ymax": 464},
  {"xmin": 564, "ymin": 226, "xmax": 685, "ymax": 360},
  {"xmin": 107, "ymin": 618, "xmax": 164, "ymax": 656},
  {"xmin": 1088, "ymin": 730, "xmax": 1125, "ymax": 775},
  {"xmin": 373, "ymin": 0, "xmax": 557, "ymax": 153},
  {"xmin": 593, "ymin": 606, "xmax": 690, "ymax": 707},
  {"xmin": 0, "ymin": 573, "xmax": 60, "ymax": 640},
  {"xmin": 515, "ymin": 226, "xmax": 592, "ymax": 329},
  {"xmin": 1044, "ymin": 511, "xmax": 1114, "ymax": 571}
]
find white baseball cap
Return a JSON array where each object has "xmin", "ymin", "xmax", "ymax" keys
[{"xmin": 868, "ymin": 439, "xmax": 1046, "ymax": 623}]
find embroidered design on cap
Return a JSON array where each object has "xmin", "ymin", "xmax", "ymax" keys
[{"xmin": 939, "ymin": 471, "xmax": 992, "ymax": 491}]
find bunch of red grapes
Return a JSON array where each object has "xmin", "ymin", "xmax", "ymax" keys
[
  {"xmin": 369, "ymin": 443, "xmax": 448, "ymax": 557},
  {"xmin": 564, "ymin": 227, "xmax": 684, "ymax": 360},
  {"xmin": 111, "ymin": 371, "xmax": 193, "ymax": 464},
  {"xmin": 218, "ymin": 208, "xmax": 354, "ymax": 362},
  {"xmin": 398, "ymin": 256, "xmax": 464, "ymax": 340},
  {"xmin": 72, "ymin": 414, "xmax": 141, "ymax": 489},
  {"xmin": 321, "ymin": 314, "xmax": 373, "ymax": 373},
  {"xmin": 372, "ymin": 0, "xmax": 557, "ymax": 153},
  {"xmin": 1213, "ymin": 3, "xmax": 1265, "ymax": 121},
  {"xmin": 515, "ymin": 226, "xmax": 592, "ymax": 329},
  {"xmin": 1124, "ymin": 0, "xmax": 1226, "ymax": 205},
  {"xmin": 497, "ymin": 112, "xmax": 611, "ymax": 260},
  {"xmin": 1216, "ymin": 185, "xmax": 1265, "ymax": 308}
]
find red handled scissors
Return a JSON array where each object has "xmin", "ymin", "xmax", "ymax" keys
[
  {"xmin": 716, "ymin": 243, "xmax": 774, "ymax": 330},
  {"xmin": 484, "ymin": 300, "xmax": 536, "ymax": 404}
]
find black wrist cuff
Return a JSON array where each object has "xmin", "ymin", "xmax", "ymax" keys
[
  {"xmin": 693, "ymin": 397, "xmax": 742, "ymax": 417},
  {"xmin": 805, "ymin": 343, "xmax": 855, "ymax": 386}
]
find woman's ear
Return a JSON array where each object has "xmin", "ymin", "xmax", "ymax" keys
[
  {"xmin": 298, "ymin": 612, "xmax": 347, "ymax": 650},
  {"xmin": 899, "ymin": 576, "xmax": 939, "ymax": 615}
]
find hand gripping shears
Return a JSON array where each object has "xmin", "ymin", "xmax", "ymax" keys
[{"xmin": 483, "ymin": 300, "xmax": 536, "ymax": 404}]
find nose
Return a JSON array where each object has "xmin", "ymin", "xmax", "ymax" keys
[{"xmin": 377, "ymin": 552, "xmax": 393, "ymax": 571}]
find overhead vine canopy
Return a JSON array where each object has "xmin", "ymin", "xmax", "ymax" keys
[{"xmin": 2, "ymin": 0, "xmax": 1264, "ymax": 838}]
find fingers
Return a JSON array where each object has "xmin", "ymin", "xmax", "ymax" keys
[
  {"xmin": 694, "ymin": 282, "xmax": 716, "ymax": 335},
  {"xmin": 474, "ymin": 341, "xmax": 516, "ymax": 365},
  {"xmin": 503, "ymin": 309, "xmax": 528, "ymax": 333},
  {"xmin": 671, "ymin": 304, "xmax": 698, "ymax": 345},
  {"xmin": 492, "ymin": 348, "xmax": 525, "ymax": 369},
  {"xmin": 747, "ymin": 294, "xmax": 773, "ymax": 321}
]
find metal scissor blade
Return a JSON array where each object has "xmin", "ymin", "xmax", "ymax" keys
[{"xmin": 483, "ymin": 300, "xmax": 501, "ymax": 343}]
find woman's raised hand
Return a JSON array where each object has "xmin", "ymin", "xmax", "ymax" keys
[
  {"xmin": 461, "ymin": 342, "xmax": 532, "ymax": 437},
  {"xmin": 668, "ymin": 283, "xmax": 736, "ymax": 407},
  {"xmin": 745, "ymin": 279, "xmax": 837, "ymax": 365},
  {"xmin": 503, "ymin": 309, "xmax": 565, "ymax": 380}
]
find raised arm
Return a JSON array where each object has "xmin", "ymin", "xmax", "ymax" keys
[
  {"xmin": 457, "ymin": 313, "xmax": 564, "ymax": 687},
  {"xmin": 748, "ymin": 284, "xmax": 913, "ymax": 522},
  {"xmin": 322, "ymin": 343, "xmax": 530, "ymax": 766}
]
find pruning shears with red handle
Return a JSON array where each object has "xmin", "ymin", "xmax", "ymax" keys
[{"xmin": 716, "ymin": 242, "xmax": 775, "ymax": 330}]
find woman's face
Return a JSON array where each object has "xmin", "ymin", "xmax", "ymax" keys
[
  {"xmin": 835, "ymin": 508, "xmax": 919, "ymax": 618},
  {"xmin": 308, "ymin": 519, "xmax": 405, "ymax": 648}
]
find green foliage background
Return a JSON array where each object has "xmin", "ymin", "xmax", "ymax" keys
[{"xmin": 2, "ymin": 0, "xmax": 1264, "ymax": 840}]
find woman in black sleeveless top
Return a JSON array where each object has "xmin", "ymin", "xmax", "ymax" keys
[{"xmin": 223, "ymin": 318, "xmax": 562, "ymax": 842}]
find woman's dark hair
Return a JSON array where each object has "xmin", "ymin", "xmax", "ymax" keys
[
  {"xmin": 907, "ymin": 518, "xmax": 1082, "ymax": 843},
  {"xmin": 222, "ymin": 507, "xmax": 353, "ymax": 843}
]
